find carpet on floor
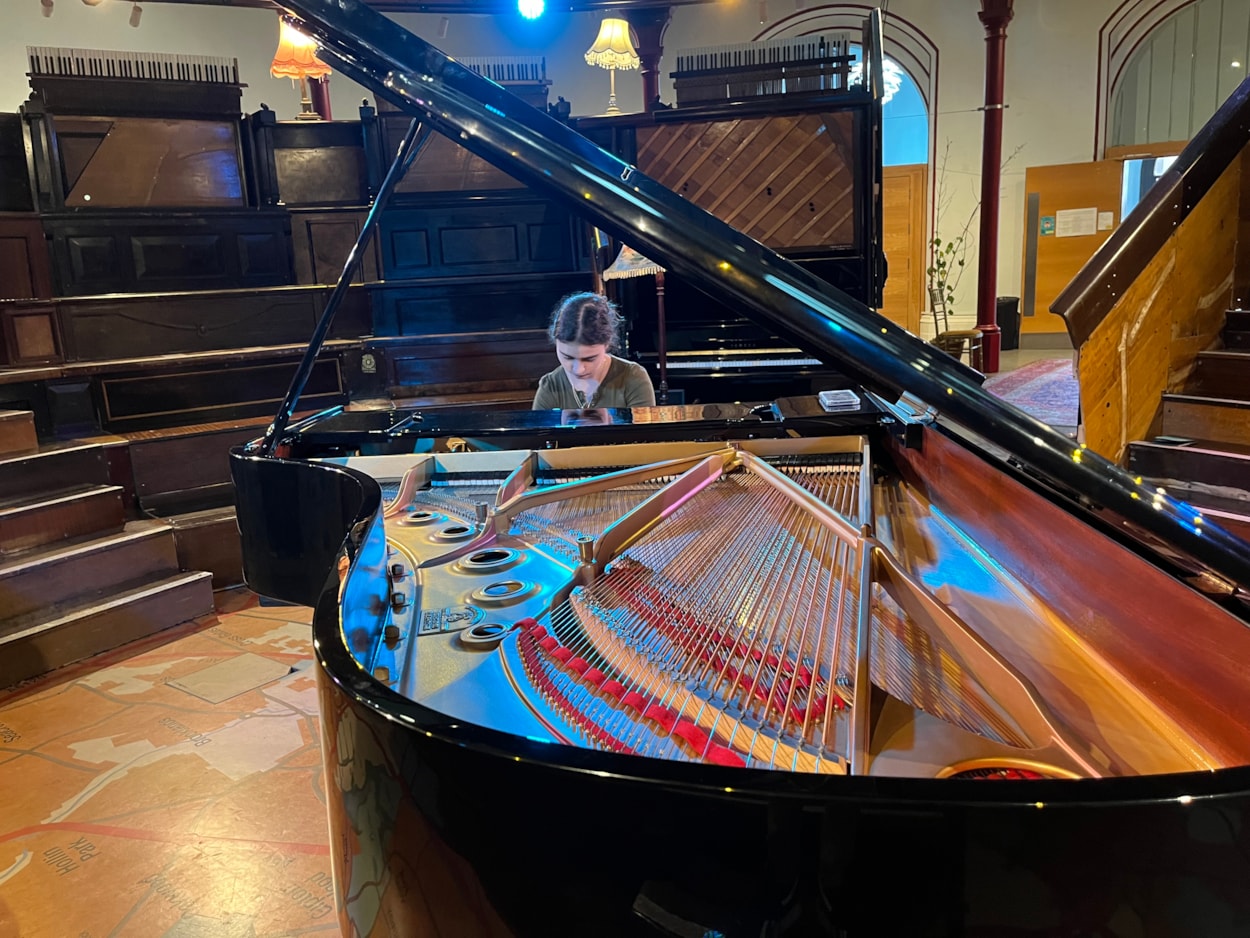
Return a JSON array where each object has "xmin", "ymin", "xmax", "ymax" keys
[{"xmin": 982, "ymin": 357, "xmax": 1080, "ymax": 427}]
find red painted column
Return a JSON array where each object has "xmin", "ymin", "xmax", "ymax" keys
[
  {"xmin": 975, "ymin": 0, "xmax": 1013, "ymax": 373},
  {"xmin": 625, "ymin": 8, "xmax": 672, "ymax": 112},
  {"xmin": 309, "ymin": 76, "xmax": 333, "ymax": 121}
]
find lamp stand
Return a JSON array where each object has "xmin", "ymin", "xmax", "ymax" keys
[
  {"xmin": 606, "ymin": 67, "xmax": 620, "ymax": 114},
  {"xmin": 655, "ymin": 269, "xmax": 668, "ymax": 404},
  {"xmin": 296, "ymin": 76, "xmax": 320, "ymax": 120}
]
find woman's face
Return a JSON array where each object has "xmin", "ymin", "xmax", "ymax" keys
[{"xmin": 555, "ymin": 341, "xmax": 610, "ymax": 383}]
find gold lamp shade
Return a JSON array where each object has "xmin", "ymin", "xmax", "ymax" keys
[
  {"xmin": 584, "ymin": 18, "xmax": 640, "ymax": 71},
  {"xmin": 271, "ymin": 18, "xmax": 331, "ymax": 80},
  {"xmin": 602, "ymin": 244, "xmax": 663, "ymax": 279}
]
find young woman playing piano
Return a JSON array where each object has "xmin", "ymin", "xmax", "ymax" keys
[{"xmin": 532, "ymin": 292, "xmax": 656, "ymax": 410}]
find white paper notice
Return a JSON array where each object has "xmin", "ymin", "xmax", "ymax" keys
[
  {"xmin": 1055, "ymin": 207, "xmax": 1098, "ymax": 238},
  {"xmin": 1097, "ymin": 211, "xmax": 1115, "ymax": 231}
]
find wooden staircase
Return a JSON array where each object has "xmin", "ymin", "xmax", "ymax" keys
[
  {"xmin": 1125, "ymin": 310, "xmax": 1250, "ymax": 543},
  {"xmin": 0, "ymin": 411, "xmax": 214, "ymax": 688}
]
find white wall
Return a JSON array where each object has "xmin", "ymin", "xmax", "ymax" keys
[{"xmin": 0, "ymin": 0, "xmax": 1160, "ymax": 325}]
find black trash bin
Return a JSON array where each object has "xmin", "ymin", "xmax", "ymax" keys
[{"xmin": 997, "ymin": 296, "xmax": 1021, "ymax": 351}]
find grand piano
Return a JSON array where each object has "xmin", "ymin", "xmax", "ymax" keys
[{"xmin": 232, "ymin": 2, "xmax": 1250, "ymax": 935}]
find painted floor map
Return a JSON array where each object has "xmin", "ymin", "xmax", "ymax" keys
[{"xmin": 0, "ymin": 596, "xmax": 339, "ymax": 938}]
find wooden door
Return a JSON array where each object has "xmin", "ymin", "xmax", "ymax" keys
[
  {"xmin": 880, "ymin": 164, "xmax": 927, "ymax": 334},
  {"xmin": 1020, "ymin": 160, "xmax": 1123, "ymax": 335}
]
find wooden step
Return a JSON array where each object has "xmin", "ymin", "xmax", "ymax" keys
[
  {"xmin": 1186, "ymin": 350, "xmax": 1250, "ymax": 400},
  {"xmin": 1160, "ymin": 395, "xmax": 1250, "ymax": 448},
  {"xmin": 0, "ymin": 411, "xmax": 37, "ymax": 456},
  {"xmin": 0, "ymin": 520, "xmax": 179, "ymax": 622},
  {"xmin": 1224, "ymin": 330, "xmax": 1250, "ymax": 351},
  {"xmin": 1226, "ymin": 310, "xmax": 1250, "ymax": 332},
  {"xmin": 0, "ymin": 484, "xmax": 125, "ymax": 555},
  {"xmin": 0, "ymin": 442, "xmax": 111, "ymax": 502},
  {"xmin": 159, "ymin": 505, "xmax": 243, "ymax": 591},
  {"xmin": 1193, "ymin": 506, "xmax": 1250, "ymax": 544},
  {"xmin": 0, "ymin": 570, "xmax": 214, "ymax": 688},
  {"xmin": 1127, "ymin": 440, "xmax": 1250, "ymax": 495}
]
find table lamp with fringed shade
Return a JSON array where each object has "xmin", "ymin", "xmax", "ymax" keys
[
  {"xmin": 271, "ymin": 17, "xmax": 331, "ymax": 120},
  {"xmin": 584, "ymin": 18, "xmax": 639, "ymax": 115},
  {"xmin": 603, "ymin": 243, "xmax": 669, "ymax": 403}
]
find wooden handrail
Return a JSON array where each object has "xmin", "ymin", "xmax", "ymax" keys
[{"xmin": 1053, "ymin": 76, "xmax": 1250, "ymax": 347}]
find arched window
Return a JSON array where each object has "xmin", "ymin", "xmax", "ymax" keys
[{"xmin": 1100, "ymin": 0, "xmax": 1250, "ymax": 154}]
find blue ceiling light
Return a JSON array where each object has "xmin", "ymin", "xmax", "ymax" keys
[{"xmin": 518, "ymin": 0, "xmax": 544, "ymax": 18}]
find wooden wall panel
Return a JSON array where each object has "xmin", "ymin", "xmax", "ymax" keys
[
  {"xmin": 0, "ymin": 214, "xmax": 52, "ymax": 300},
  {"xmin": 378, "ymin": 199, "xmax": 578, "ymax": 281},
  {"xmin": 0, "ymin": 305, "xmax": 61, "ymax": 365},
  {"xmin": 44, "ymin": 210, "xmax": 293, "ymax": 296},
  {"xmin": 1080, "ymin": 159, "xmax": 1239, "ymax": 461},
  {"xmin": 291, "ymin": 209, "xmax": 378, "ymax": 285},
  {"xmin": 880, "ymin": 163, "xmax": 926, "ymax": 334}
]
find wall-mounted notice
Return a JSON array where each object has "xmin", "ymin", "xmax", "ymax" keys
[
  {"xmin": 1055, "ymin": 207, "xmax": 1098, "ymax": 238},
  {"xmin": 1098, "ymin": 211, "xmax": 1115, "ymax": 231}
]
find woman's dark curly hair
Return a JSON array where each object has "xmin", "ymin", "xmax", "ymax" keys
[{"xmin": 548, "ymin": 292, "xmax": 622, "ymax": 350}]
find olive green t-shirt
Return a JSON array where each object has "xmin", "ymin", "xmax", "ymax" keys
[{"xmin": 532, "ymin": 356, "xmax": 656, "ymax": 410}]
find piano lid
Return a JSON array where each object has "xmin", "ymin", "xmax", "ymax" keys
[{"xmin": 271, "ymin": 0, "xmax": 1250, "ymax": 591}]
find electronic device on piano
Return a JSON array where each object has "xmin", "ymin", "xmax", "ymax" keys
[{"xmin": 232, "ymin": 3, "xmax": 1250, "ymax": 934}]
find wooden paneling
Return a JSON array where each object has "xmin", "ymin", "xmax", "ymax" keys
[
  {"xmin": 1235, "ymin": 143, "xmax": 1250, "ymax": 306},
  {"xmin": 1021, "ymin": 159, "xmax": 1123, "ymax": 334},
  {"xmin": 1161, "ymin": 395, "xmax": 1250, "ymax": 447},
  {"xmin": 54, "ymin": 117, "xmax": 245, "ymax": 209},
  {"xmin": 0, "ymin": 214, "xmax": 52, "ymax": 300},
  {"xmin": 98, "ymin": 357, "xmax": 344, "ymax": 431},
  {"xmin": 1079, "ymin": 158, "xmax": 1239, "ymax": 461},
  {"xmin": 384, "ymin": 330, "xmax": 552, "ymax": 397},
  {"xmin": 378, "ymin": 197, "xmax": 578, "ymax": 281},
  {"xmin": 371, "ymin": 272, "xmax": 585, "ymax": 338},
  {"xmin": 45, "ymin": 210, "xmax": 293, "ymax": 296},
  {"xmin": 291, "ymin": 209, "xmax": 378, "ymax": 285},
  {"xmin": 880, "ymin": 163, "xmax": 926, "ymax": 334},
  {"xmin": 0, "ymin": 115, "xmax": 33, "ymax": 213},
  {"xmin": 0, "ymin": 304, "xmax": 61, "ymax": 365}
]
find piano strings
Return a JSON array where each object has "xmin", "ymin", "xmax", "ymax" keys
[{"xmin": 512, "ymin": 458, "xmax": 864, "ymax": 772}]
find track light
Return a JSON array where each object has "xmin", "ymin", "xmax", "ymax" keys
[
  {"xmin": 41, "ymin": 0, "xmax": 53, "ymax": 16},
  {"xmin": 129, "ymin": 2, "xmax": 142, "ymax": 26},
  {"xmin": 438, "ymin": 16, "xmax": 449, "ymax": 38},
  {"xmin": 758, "ymin": 0, "xmax": 768, "ymax": 23}
]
